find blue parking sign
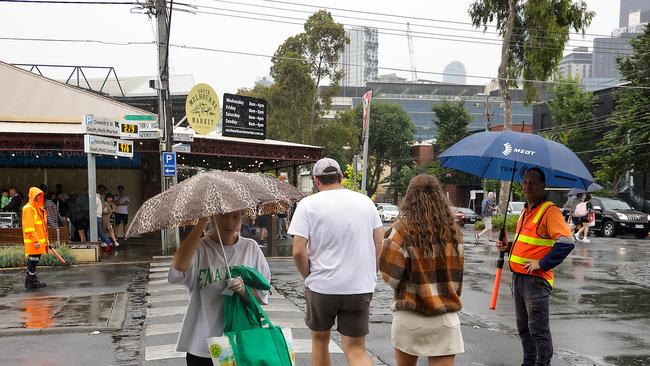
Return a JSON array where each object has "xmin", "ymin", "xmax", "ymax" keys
[{"xmin": 162, "ymin": 151, "xmax": 176, "ymax": 177}]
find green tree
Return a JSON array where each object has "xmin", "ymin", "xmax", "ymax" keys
[
  {"xmin": 469, "ymin": 0, "xmax": 593, "ymax": 211},
  {"xmin": 388, "ymin": 163, "xmax": 441, "ymax": 197},
  {"xmin": 343, "ymin": 103, "xmax": 416, "ymax": 197},
  {"xmin": 268, "ymin": 10, "xmax": 347, "ymax": 144},
  {"xmin": 546, "ymin": 75, "xmax": 598, "ymax": 153},
  {"xmin": 342, "ymin": 163, "xmax": 362, "ymax": 191},
  {"xmin": 432, "ymin": 99, "xmax": 472, "ymax": 152},
  {"xmin": 315, "ymin": 113, "xmax": 358, "ymax": 168},
  {"xmin": 593, "ymin": 26, "xmax": 650, "ymax": 195}
]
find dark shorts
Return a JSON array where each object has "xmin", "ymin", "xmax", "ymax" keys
[
  {"xmin": 573, "ymin": 215, "xmax": 589, "ymax": 224},
  {"xmin": 304, "ymin": 287, "xmax": 372, "ymax": 337},
  {"xmin": 115, "ymin": 213, "xmax": 128, "ymax": 226}
]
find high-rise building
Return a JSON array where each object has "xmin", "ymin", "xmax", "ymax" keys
[
  {"xmin": 558, "ymin": 47, "xmax": 592, "ymax": 79},
  {"xmin": 340, "ymin": 27, "xmax": 378, "ymax": 87},
  {"xmin": 442, "ymin": 61, "xmax": 467, "ymax": 84},
  {"xmin": 592, "ymin": 0, "xmax": 650, "ymax": 80}
]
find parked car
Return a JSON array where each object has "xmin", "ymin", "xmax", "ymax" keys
[
  {"xmin": 590, "ymin": 196, "xmax": 649, "ymax": 239},
  {"xmin": 377, "ymin": 203, "xmax": 400, "ymax": 222},
  {"xmin": 508, "ymin": 201, "xmax": 525, "ymax": 216},
  {"xmin": 453, "ymin": 207, "xmax": 479, "ymax": 224},
  {"xmin": 451, "ymin": 209, "xmax": 466, "ymax": 227}
]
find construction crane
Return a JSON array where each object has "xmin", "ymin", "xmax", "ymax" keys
[{"xmin": 406, "ymin": 22, "xmax": 418, "ymax": 81}]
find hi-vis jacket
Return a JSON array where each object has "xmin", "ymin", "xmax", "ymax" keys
[
  {"xmin": 508, "ymin": 201, "xmax": 571, "ymax": 287},
  {"xmin": 22, "ymin": 187, "xmax": 49, "ymax": 256}
]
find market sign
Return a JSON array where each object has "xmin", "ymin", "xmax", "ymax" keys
[
  {"xmin": 222, "ymin": 93, "xmax": 267, "ymax": 140},
  {"xmin": 84, "ymin": 135, "xmax": 134, "ymax": 158},
  {"xmin": 185, "ymin": 83, "xmax": 220, "ymax": 135}
]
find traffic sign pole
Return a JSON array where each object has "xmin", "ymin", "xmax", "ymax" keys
[{"xmin": 87, "ymin": 152, "xmax": 98, "ymax": 243}]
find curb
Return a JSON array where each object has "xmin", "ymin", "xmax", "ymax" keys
[
  {"xmin": 0, "ymin": 260, "xmax": 153, "ymax": 273},
  {"xmin": 0, "ymin": 326, "xmax": 121, "ymax": 337}
]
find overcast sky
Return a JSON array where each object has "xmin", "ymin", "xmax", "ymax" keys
[{"xmin": 0, "ymin": 0, "xmax": 620, "ymax": 94}]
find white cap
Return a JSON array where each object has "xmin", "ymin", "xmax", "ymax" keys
[{"xmin": 312, "ymin": 158, "xmax": 343, "ymax": 176}]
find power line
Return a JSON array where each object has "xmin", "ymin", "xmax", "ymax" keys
[
  {"xmin": 574, "ymin": 141, "xmax": 650, "ymax": 155},
  {"xmin": 0, "ymin": 0, "xmax": 137, "ymax": 3},
  {"xmin": 262, "ymin": 0, "xmax": 618, "ymax": 39},
  {"xmin": 201, "ymin": 0, "xmax": 625, "ymax": 47},
  {"xmin": 189, "ymin": 5, "xmax": 636, "ymax": 55},
  {"xmin": 3, "ymin": 35, "xmax": 649, "ymax": 91}
]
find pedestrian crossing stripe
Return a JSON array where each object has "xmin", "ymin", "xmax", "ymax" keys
[
  {"xmin": 147, "ymin": 302, "xmax": 301, "ymax": 317},
  {"xmin": 149, "ymin": 267, "xmax": 169, "ymax": 273},
  {"xmin": 144, "ymin": 339, "xmax": 343, "ymax": 361},
  {"xmin": 145, "ymin": 317, "xmax": 308, "ymax": 337},
  {"xmin": 150, "ymin": 262, "xmax": 172, "ymax": 267}
]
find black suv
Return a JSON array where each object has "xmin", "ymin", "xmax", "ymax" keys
[{"xmin": 590, "ymin": 196, "xmax": 649, "ymax": 239}]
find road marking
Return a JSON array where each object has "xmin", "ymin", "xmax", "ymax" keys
[
  {"xmin": 144, "ymin": 344, "xmax": 185, "ymax": 361},
  {"xmin": 148, "ymin": 272, "xmax": 168, "ymax": 279},
  {"xmin": 147, "ymin": 306, "xmax": 187, "ymax": 318},
  {"xmin": 261, "ymin": 303, "xmax": 302, "ymax": 312},
  {"xmin": 149, "ymin": 267, "xmax": 169, "ymax": 273},
  {"xmin": 147, "ymin": 293, "xmax": 188, "ymax": 303},
  {"xmin": 273, "ymin": 318, "xmax": 308, "ymax": 329},
  {"xmin": 148, "ymin": 278, "xmax": 170, "ymax": 286},
  {"xmin": 150, "ymin": 262, "xmax": 172, "ymax": 268},
  {"xmin": 146, "ymin": 322, "xmax": 181, "ymax": 336},
  {"xmin": 293, "ymin": 339, "xmax": 343, "ymax": 353}
]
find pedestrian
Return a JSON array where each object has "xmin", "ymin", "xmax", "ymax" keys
[
  {"xmin": 69, "ymin": 193, "xmax": 89, "ymax": 242},
  {"xmin": 114, "ymin": 185, "xmax": 130, "ymax": 239},
  {"xmin": 276, "ymin": 210, "xmax": 289, "ymax": 240},
  {"xmin": 22, "ymin": 187, "xmax": 49, "ymax": 289},
  {"xmin": 96, "ymin": 189, "xmax": 112, "ymax": 248},
  {"xmin": 254, "ymin": 214, "xmax": 271, "ymax": 246},
  {"xmin": 169, "ymin": 211, "xmax": 270, "ymax": 366},
  {"xmin": 574, "ymin": 194, "xmax": 593, "ymax": 243},
  {"xmin": 103, "ymin": 193, "xmax": 120, "ymax": 246},
  {"xmin": 4, "ymin": 186, "xmax": 23, "ymax": 219},
  {"xmin": 475, "ymin": 191, "xmax": 497, "ymax": 244},
  {"xmin": 44, "ymin": 191, "xmax": 64, "ymax": 228},
  {"xmin": 496, "ymin": 168, "xmax": 575, "ymax": 366},
  {"xmin": 289, "ymin": 157, "xmax": 384, "ymax": 366},
  {"xmin": 1, "ymin": 188, "xmax": 9, "ymax": 210},
  {"xmin": 379, "ymin": 174, "xmax": 464, "ymax": 366},
  {"xmin": 561, "ymin": 193, "xmax": 579, "ymax": 224}
]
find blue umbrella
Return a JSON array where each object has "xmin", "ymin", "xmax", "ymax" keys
[
  {"xmin": 438, "ymin": 131, "xmax": 595, "ymax": 189},
  {"xmin": 438, "ymin": 130, "xmax": 595, "ymax": 311}
]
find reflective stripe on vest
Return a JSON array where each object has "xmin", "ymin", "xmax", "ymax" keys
[{"xmin": 509, "ymin": 201, "xmax": 556, "ymax": 287}]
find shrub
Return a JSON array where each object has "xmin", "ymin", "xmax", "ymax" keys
[
  {"xmin": 474, "ymin": 215, "xmax": 520, "ymax": 233},
  {"xmin": 0, "ymin": 246, "xmax": 76, "ymax": 268}
]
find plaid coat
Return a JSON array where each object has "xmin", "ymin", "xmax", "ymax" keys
[{"xmin": 379, "ymin": 222, "xmax": 464, "ymax": 316}]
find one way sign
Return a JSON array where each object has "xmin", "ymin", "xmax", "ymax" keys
[{"xmin": 162, "ymin": 151, "xmax": 176, "ymax": 177}]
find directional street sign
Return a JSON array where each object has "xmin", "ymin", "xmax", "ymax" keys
[
  {"xmin": 138, "ymin": 129, "xmax": 161, "ymax": 139},
  {"xmin": 83, "ymin": 115, "xmax": 121, "ymax": 138},
  {"xmin": 172, "ymin": 143, "xmax": 191, "ymax": 153},
  {"xmin": 173, "ymin": 132, "xmax": 194, "ymax": 142},
  {"xmin": 84, "ymin": 135, "xmax": 134, "ymax": 158},
  {"xmin": 124, "ymin": 114, "xmax": 157, "ymax": 122},
  {"xmin": 162, "ymin": 151, "xmax": 176, "ymax": 177}
]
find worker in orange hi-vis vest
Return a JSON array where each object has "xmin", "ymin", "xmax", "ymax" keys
[{"xmin": 22, "ymin": 187, "xmax": 49, "ymax": 289}]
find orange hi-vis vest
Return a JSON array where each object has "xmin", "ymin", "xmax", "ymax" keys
[
  {"xmin": 22, "ymin": 187, "xmax": 49, "ymax": 257},
  {"xmin": 509, "ymin": 201, "xmax": 556, "ymax": 287}
]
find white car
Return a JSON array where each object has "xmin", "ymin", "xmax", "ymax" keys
[{"xmin": 377, "ymin": 203, "xmax": 400, "ymax": 222}]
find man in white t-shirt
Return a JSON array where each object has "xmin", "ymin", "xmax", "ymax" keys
[
  {"xmin": 288, "ymin": 158, "xmax": 384, "ymax": 366},
  {"xmin": 114, "ymin": 185, "xmax": 130, "ymax": 239}
]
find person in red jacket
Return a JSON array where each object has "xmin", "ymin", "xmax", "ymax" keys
[{"xmin": 22, "ymin": 187, "xmax": 49, "ymax": 289}]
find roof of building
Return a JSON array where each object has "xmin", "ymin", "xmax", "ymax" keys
[
  {"xmin": 0, "ymin": 61, "xmax": 155, "ymax": 124},
  {"xmin": 77, "ymin": 74, "xmax": 195, "ymax": 97}
]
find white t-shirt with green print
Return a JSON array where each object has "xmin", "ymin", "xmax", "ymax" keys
[{"xmin": 168, "ymin": 235, "xmax": 270, "ymax": 358}]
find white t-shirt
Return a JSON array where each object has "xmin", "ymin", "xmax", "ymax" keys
[
  {"xmin": 115, "ymin": 194, "xmax": 129, "ymax": 215},
  {"xmin": 95, "ymin": 194, "xmax": 103, "ymax": 218},
  {"xmin": 168, "ymin": 235, "xmax": 270, "ymax": 358},
  {"xmin": 288, "ymin": 188, "xmax": 382, "ymax": 295}
]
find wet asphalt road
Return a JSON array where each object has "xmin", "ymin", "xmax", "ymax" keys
[
  {"xmin": 0, "ymin": 231, "xmax": 648, "ymax": 365},
  {"xmin": 271, "ymin": 228, "xmax": 650, "ymax": 366}
]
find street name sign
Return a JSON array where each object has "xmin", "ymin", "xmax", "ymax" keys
[
  {"xmin": 172, "ymin": 143, "xmax": 191, "ymax": 153},
  {"xmin": 173, "ymin": 132, "xmax": 194, "ymax": 142},
  {"xmin": 138, "ymin": 129, "xmax": 161, "ymax": 139},
  {"xmin": 162, "ymin": 151, "xmax": 177, "ymax": 177},
  {"xmin": 84, "ymin": 135, "xmax": 134, "ymax": 158},
  {"xmin": 222, "ymin": 93, "xmax": 267, "ymax": 140},
  {"xmin": 83, "ymin": 115, "xmax": 121, "ymax": 138},
  {"xmin": 124, "ymin": 114, "xmax": 157, "ymax": 122}
]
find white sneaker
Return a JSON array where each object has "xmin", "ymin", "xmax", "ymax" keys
[
  {"xmin": 582, "ymin": 238, "xmax": 590, "ymax": 243},
  {"xmin": 574, "ymin": 233, "xmax": 581, "ymax": 241},
  {"xmin": 100, "ymin": 242, "xmax": 107, "ymax": 248},
  {"xmin": 114, "ymin": 241, "xmax": 120, "ymax": 247}
]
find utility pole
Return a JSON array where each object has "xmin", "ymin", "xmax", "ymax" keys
[
  {"xmin": 156, "ymin": 0, "xmax": 177, "ymax": 253},
  {"xmin": 482, "ymin": 94, "xmax": 493, "ymax": 201}
]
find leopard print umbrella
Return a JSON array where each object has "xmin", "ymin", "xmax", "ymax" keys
[{"xmin": 125, "ymin": 170, "xmax": 304, "ymax": 238}]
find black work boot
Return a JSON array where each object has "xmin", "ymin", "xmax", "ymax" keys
[{"xmin": 25, "ymin": 274, "xmax": 47, "ymax": 289}]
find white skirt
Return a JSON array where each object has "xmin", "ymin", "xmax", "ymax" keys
[{"xmin": 391, "ymin": 310, "xmax": 465, "ymax": 357}]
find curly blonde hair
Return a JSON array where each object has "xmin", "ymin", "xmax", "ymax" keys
[{"xmin": 397, "ymin": 174, "xmax": 463, "ymax": 257}]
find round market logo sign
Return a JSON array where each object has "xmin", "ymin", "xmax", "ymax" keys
[{"xmin": 186, "ymin": 83, "xmax": 221, "ymax": 135}]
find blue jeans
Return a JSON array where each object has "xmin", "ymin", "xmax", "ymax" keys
[
  {"xmin": 513, "ymin": 273, "xmax": 553, "ymax": 366},
  {"xmin": 97, "ymin": 217, "xmax": 112, "ymax": 245}
]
